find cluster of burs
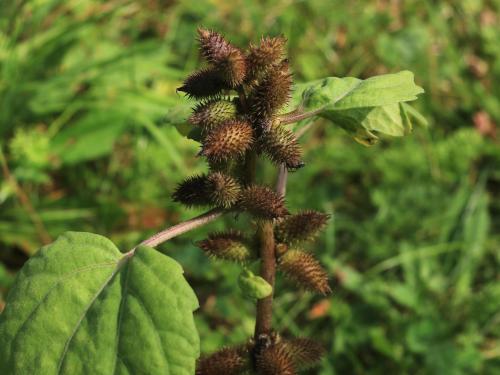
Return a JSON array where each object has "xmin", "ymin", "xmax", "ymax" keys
[{"xmin": 175, "ymin": 28, "xmax": 331, "ymax": 375}]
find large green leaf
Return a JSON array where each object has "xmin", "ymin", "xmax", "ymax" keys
[
  {"xmin": 0, "ymin": 232, "xmax": 199, "ymax": 375},
  {"xmin": 295, "ymin": 71, "xmax": 425, "ymax": 145}
]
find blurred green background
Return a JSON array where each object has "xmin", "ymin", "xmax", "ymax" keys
[{"xmin": 1, "ymin": 0, "xmax": 499, "ymax": 374}]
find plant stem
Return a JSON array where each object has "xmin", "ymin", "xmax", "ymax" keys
[
  {"xmin": 275, "ymin": 164, "xmax": 288, "ymax": 196},
  {"xmin": 131, "ymin": 208, "xmax": 225, "ymax": 251},
  {"xmin": 254, "ymin": 219, "xmax": 276, "ymax": 337},
  {"xmin": 278, "ymin": 108, "xmax": 323, "ymax": 125}
]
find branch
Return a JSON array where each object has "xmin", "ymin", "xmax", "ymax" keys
[
  {"xmin": 275, "ymin": 164, "xmax": 288, "ymax": 196},
  {"xmin": 131, "ymin": 208, "xmax": 225, "ymax": 252},
  {"xmin": 278, "ymin": 108, "xmax": 323, "ymax": 125}
]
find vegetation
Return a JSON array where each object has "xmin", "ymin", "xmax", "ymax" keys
[{"xmin": 0, "ymin": 1, "xmax": 499, "ymax": 374}]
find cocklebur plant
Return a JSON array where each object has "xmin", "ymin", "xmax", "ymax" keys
[{"xmin": 0, "ymin": 28, "xmax": 424, "ymax": 374}]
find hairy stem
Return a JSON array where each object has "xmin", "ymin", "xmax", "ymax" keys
[
  {"xmin": 132, "ymin": 208, "xmax": 225, "ymax": 251},
  {"xmin": 278, "ymin": 107, "xmax": 323, "ymax": 125},
  {"xmin": 254, "ymin": 220, "xmax": 276, "ymax": 337},
  {"xmin": 275, "ymin": 164, "xmax": 288, "ymax": 196}
]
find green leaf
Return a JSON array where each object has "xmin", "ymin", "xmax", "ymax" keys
[
  {"xmin": 296, "ymin": 71, "xmax": 425, "ymax": 145},
  {"xmin": 238, "ymin": 269, "xmax": 272, "ymax": 300},
  {"xmin": 0, "ymin": 232, "xmax": 199, "ymax": 375}
]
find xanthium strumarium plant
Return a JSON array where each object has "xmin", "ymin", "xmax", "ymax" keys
[{"xmin": 0, "ymin": 28, "xmax": 424, "ymax": 375}]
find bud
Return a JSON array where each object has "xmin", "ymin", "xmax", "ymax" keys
[
  {"xmin": 238, "ymin": 269, "xmax": 273, "ymax": 299},
  {"xmin": 200, "ymin": 120, "xmax": 254, "ymax": 163},
  {"xmin": 206, "ymin": 172, "xmax": 241, "ymax": 208},
  {"xmin": 283, "ymin": 338, "xmax": 325, "ymax": 370},
  {"xmin": 247, "ymin": 36, "xmax": 287, "ymax": 80},
  {"xmin": 177, "ymin": 67, "xmax": 226, "ymax": 99},
  {"xmin": 255, "ymin": 343, "xmax": 296, "ymax": 375},
  {"xmin": 172, "ymin": 174, "xmax": 210, "ymax": 207},
  {"xmin": 196, "ymin": 345, "xmax": 249, "ymax": 375},
  {"xmin": 197, "ymin": 230, "xmax": 254, "ymax": 262},
  {"xmin": 278, "ymin": 250, "xmax": 331, "ymax": 295},
  {"xmin": 260, "ymin": 123, "xmax": 304, "ymax": 170},
  {"xmin": 249, "ymin": 60, "xmax": 292, "ymax": 118},
  {"xmin": 197, "ymin": 28, "xmax": 247, "ymax": 87},
  {"xmin": 189, "ymin": 98, "xmax": 238, "ymax": 132},
  {"xmin": 238, "ymin": 185, "xmax": 288, "ymax": 219},
  {"xmin": 275, "ymin": 210, "xmax": 330, "ymax": 244},
  {"xmin": 172, "ymin": 172, "xmax": 241, "ymax": 208}
]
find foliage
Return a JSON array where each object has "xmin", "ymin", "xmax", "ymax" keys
[{"xmin": 0, "ymin": 232, "xmax": 199, "ymax": 374}]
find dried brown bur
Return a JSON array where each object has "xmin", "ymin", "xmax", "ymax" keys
[
  {"xmin": 177, "ymin": 67, "xmax": 227, "ymax": 99},
  {"xmin": 197, "ymin": 28, "xmax": 247, "ymax": 87},
  {"xmin": 197, "ymin": 230, "xmax": 254, "ymax": 262},
  {"xmin": 196, "ymin": 345, "xmax": 250, "ymax": 375},
  {"xmin": 201, "ymin": 120, "xmax": 254, "ymax": 162},
  {"xmin": 238, "ymin": 185, "xmax": 289, "ymax": 219},
  {"xmin": 246, "ymin": 36, "xmax": 287, "ymax": 81},
  {"xmin": 172, "ymin": 172, "xmax": 241, "ymax": 208},
  {"xmin": 278, "ymin": 250, "xmax": 331, "ymax": 295},
  {"xmin": 249, "ymin": 61, "xmax": 292, "ymax": 120},
  {"xmin": 275, "ymin": 210, "xmax": 330, "ymax": 244},
  {"xmin": 260, "ymin": 122, "xmax": 304, "ymax": 171}
]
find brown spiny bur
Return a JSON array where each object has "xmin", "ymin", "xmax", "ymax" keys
[
  {"xmin": 196, "ymin": 345, "xmax": 249, "ymax": 375},
  {"xmin": 278, "ymin": 250, "xmax": 331, "ymax": 295},
  {"xmin": 189, "ymin": 98, "xmax": 238, "ymax": 132},
  {"xmin": 260, "ymin": 122, "xmax": 304, "ymax": 170},
  {"xmin": 197, "ymin": 230, "xmax": 254, "ymax": 262},
  {"xmin": 249, "ymin": 60, "xmax": 292, "ymax": 119},
  {"xmin": 238, "ymin": 185, "xmax": 288, "ymax": 219},
  {"xmin": 282, "ymin": 338, "xmax": 325, "ymax": 370},
  {"xmin": 201, "ymin": 120, "xmax": 254, "ymax": 162},
  {"xmin": 177, "ymin": 67, "xmax": 227, "ymax": 99},
  {"xmin": 275, "ymin": 210, "xmax": 330, "ymax": 244},
  {"xmin": 255, "ymin": 342, "xmax": 296, "ymax": 375},
  {"xmin": 246, "ymin": 36, "xmax": 287, "ymax": 81},
  {"xmin": 197, "ymin": 28, "xmax": 247, "ymax": 87},
  {"xmin": 172, "ymin": 174, "xmax": 210, "ymax": 207},
  {"xmin": 206, "ymin": 172, "xmax": 241, "ymax": 208}
]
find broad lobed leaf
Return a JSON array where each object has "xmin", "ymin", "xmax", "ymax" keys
[
  {"xmin": 293, "ymin": 71, "xmax": 426, "ymax": 145},
  {"xmin": 0, "ymin": 232, "xmax": 199, "ymax": 375}
]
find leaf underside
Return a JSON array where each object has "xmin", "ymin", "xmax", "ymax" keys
[
  {"xmin": 294, "ymin": 71, "xmax": 426, "ymax": 145},
  {"xmin": 0, "ymin": 232, "xmax": 200, "ymax": 375}
]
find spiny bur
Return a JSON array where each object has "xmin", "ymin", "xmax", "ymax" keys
[
  {"xmin": 205, "ymin": 172, "xmax": 241, "ymax": 208},
  {"xmin": 189, "ymin": 98, "xmax": 238, "ymax": 132},
  {"xmin": 278, "ymin": 250, "xmax": 331, "ymax": 295},
  {"xmin": 238, "ymin": 185, "xmax": 289, "ymax": 219},
  {"xmin": 255, "ymin": 343, "xmax": 296, "ymax": 375},
  {"xmin": 172, "ymin": 173, "xmax": 240, "ymax": 208},
  {"xmin": 283, "ymin": 338, "xmax": 326, "ymax": 370},
  {"xmin": 260, "ymin": 122, "xmax": 304, "ymax": 170},
  {"xmin": 275, "ymin": 210, "xmax": 330, "ymax": 244},
  {"xmin": 172, "ymin": 174, "xmax": 211, "ymax": 207},
  {"xmin": 177, "ymin": 29, "xmax": 329, "ymax": 374},
  {"xmin": 246, "ymin": 36, "xmax": 287, "ymax": 82},
  {"xmin": 200, "ymin": 120, "xmax": 254, "ymax": 162},
  {"xmin": 196, "ymin": 345, "xmax": 249, "ymax": 375},
  {"xmin": 249, "ymin": 60, "xmax": 292, "ymax": 121},
  {"xmin": 197, "ymin": 28, "xmax": 247, "ymax": 87},
  {"xmin": 177, "ymin": 67, "xmax": 226, "ymax": 99},
  {"xmin": 197, "ymin": 230, "xmax": 254, "ymax": 262}
]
